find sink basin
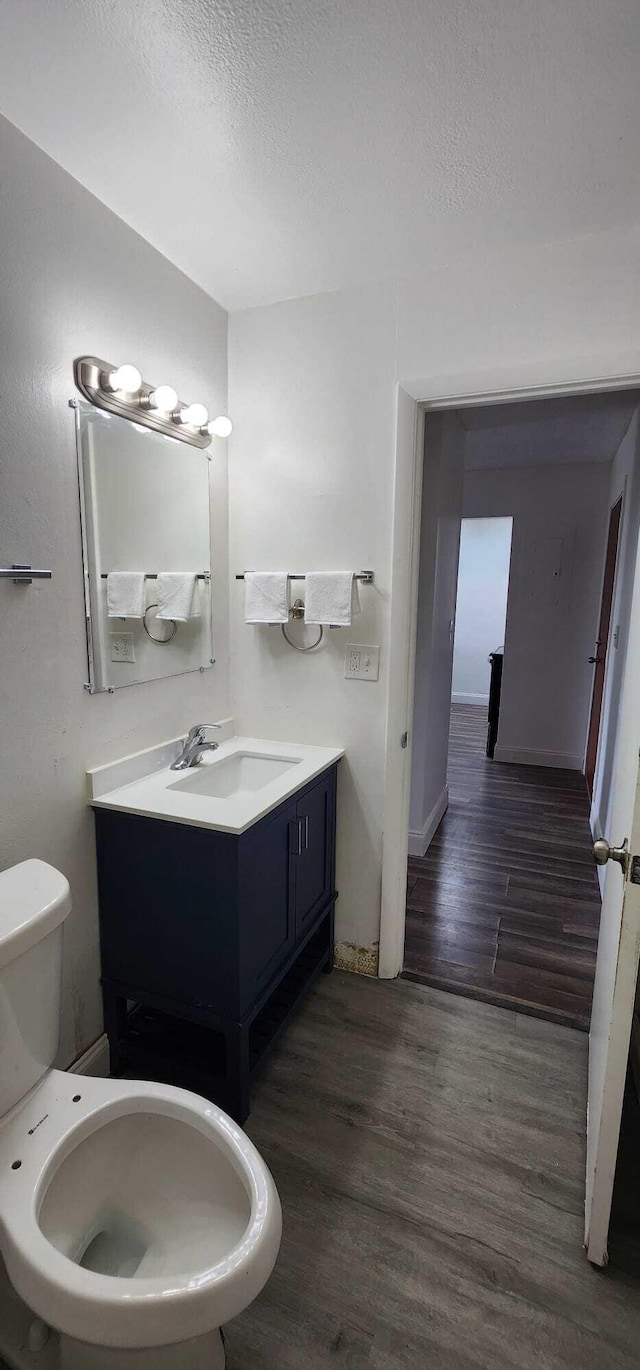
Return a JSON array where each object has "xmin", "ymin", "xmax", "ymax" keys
[{"xmin": 168, "ymin": 751, "xmax": 301, "ymax": 800}]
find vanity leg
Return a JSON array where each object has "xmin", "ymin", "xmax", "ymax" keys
[
  {"xmin": 225, "ymin": 1024, "xmax": 251, "ymax": 1125},
  {"xmin": 323, "ymin": 904, "xmax": 335, "ymax": 974},
  {"xmin": 102, "ymin": 984, "xmax": 128, "ymax": 1077}
]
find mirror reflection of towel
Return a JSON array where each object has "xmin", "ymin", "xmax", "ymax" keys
[
  {"xmin": 156, "ymin": 573, "xmax": 198, "ymax": 621},
  {"xmin": 106, "ymin": 572, "xmax": 145, "ymax": 619}
]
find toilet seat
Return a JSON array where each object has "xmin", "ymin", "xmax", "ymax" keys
[{"xmin": 0, "ymin": 1070, "xmax": 281, "ymax": 1349}]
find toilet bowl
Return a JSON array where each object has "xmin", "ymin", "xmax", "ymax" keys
[{"xmin": 0, "ymin": 861, "xmax": 282, "ymax": 1367}]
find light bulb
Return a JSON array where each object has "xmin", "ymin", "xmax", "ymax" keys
[
  {"xmin": 179, "ymin": 402, "xmax": 209, "ymax": 428},
  {"xmin": 149, "ymin": 385, "xmax": 178, "ymax": 414},
  {"xmin": 107, "ymin": 363, "xmax": 142, "ymax": 395},
  {"xmin": 208, "ymin": 415, "xmax": 233, "ymax": 438}
]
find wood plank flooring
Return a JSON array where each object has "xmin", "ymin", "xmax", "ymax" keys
[
  {"xmin": 403, "ymin": 705, "xmax": 602, "ymax": 1030},
  {"xmin": 228, "ymin": 970, "xmax": 640, "ymax": 1369}
]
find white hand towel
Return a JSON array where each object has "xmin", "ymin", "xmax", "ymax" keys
[
  {"xmin": 304, "ymin": 572, "xmax": 360, "ymax": 626},
  {"xmin": 106, "ymin": 572, "xmax": 146, "ymax": 619},
  {"xmin": 245, "ymin": 572, "xmax": 289, "ymax": 624},
  {"xmin": 156, "ymin": 572, "xmax": 197, "ymax": 622}
]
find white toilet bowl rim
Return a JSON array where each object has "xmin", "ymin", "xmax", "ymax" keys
[{"xmin": 0, "ymin": 1072, "xmax": 282, "ymax": 1347}]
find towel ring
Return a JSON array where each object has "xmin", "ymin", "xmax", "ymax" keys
[
  {"xmin": 281, "ymin": 622, "xmax": 323, "ymax": 651},
  {"xmin": 143, "ymin": 603, "xmax": 177, "ymax": 644}
]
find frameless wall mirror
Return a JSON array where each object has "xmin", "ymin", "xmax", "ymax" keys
[{"xmin": 74, "ymin": 402, "xmax": 213, "ymax": 693}]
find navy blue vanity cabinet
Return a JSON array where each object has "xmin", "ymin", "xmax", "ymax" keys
[
  {"xmin": 95, "ymin": 762, "xmax": 338, "ymax": 1123},
  {"xmin": 95, "ymin": 807, "xmax": 243, "ymax": 1016},
  {"xmin": 236, "ymin": 796, "xmax": 299, "ymax": 1010},
  {"xmin": 294, "ymin": 773, "xmax": 334, "ymax": 938}
]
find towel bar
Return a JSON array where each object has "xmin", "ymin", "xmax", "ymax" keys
[
  {"xmin": 0, "ymin": 566, "xmax": 52, "ymax": 583},
  {"xmin": 101, "ymin": 572, "xmax": 210, "ymax": 580},
  {"xmin": 235, "ymin": 570, "xmax": 374, "ymax": 583}
]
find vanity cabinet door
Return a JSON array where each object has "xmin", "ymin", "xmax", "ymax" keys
[
  {"xmin": 237, "ymin": 798, "xmax": 298, "ymax": 1011},
  {"xmin": 294, "ymin": 769, "xmax": 336, "ymax": 938}
]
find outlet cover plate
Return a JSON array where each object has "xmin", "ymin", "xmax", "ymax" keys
[
  {"xmin": 110, "ymin": 631, "xmax": 135, "ymax": 663},
  {"xmin": 344, "ymin": 643, "xmax": 380, "ymax": 681}
]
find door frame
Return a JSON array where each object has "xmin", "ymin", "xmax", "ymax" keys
[
  {"xmin": 379, "ymin": 368, "xmax": 640, "ymax": 979},
  {"xmin": 584, "ymin": 493, "xmax": 624, "ymax": 799}
]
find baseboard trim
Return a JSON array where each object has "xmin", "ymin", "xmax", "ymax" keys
[
  {"xmin": 451, "ymin": 692, "xmax": 489, "ymax": 707},
  {"xmin": 408, "ymin": 785, "xmax": 449, "ymax": 857},
  {"xmin": 71, "ymin": 1033, "xmax": 110, "ymax": 1078},
  {"xmin": 493, "ymin": 745, "xmax": 583, "ymax": 771}
]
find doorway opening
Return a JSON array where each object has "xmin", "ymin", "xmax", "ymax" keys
[
  {"xmin": 451, "ymin": 515, "xmax": 513, "ymax": 752},
  {"xmin": 402, "ymin": 390, "xmax": 639, "ymax": 1030}
]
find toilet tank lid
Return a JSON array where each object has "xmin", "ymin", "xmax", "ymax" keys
[{"xmin": 0, "ymin": 860, "xmax": 71, "ymax": 969}]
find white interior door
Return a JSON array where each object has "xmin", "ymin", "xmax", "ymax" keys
[
  {"xmin": 586, "ymin": 523, "xmax": 640, "ymax": 1265},
  {"xmin": 408, "ymin": 412, "xmax": 465, "ymax": 855}
]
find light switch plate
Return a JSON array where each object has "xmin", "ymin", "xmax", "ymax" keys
[
  {"xmin": 110, "ymin": 631, "xmax": 135, "ymax": 663},
  {"xmin": 344, "ymin": 643, "xmax": 380, "ymax": 681}
]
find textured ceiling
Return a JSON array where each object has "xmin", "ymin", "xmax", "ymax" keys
[
  {"xmin": 0, "ymin": 0, "xmax": 639, "ymax": 310},
  {"xmin": 462, "ymin": 393, "xmax": 639, "ymax": 470}
]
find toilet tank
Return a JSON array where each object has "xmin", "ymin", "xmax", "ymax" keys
[{"xmin": 0, "ymin": 860, "xmax": 71, "ymax": 1117}]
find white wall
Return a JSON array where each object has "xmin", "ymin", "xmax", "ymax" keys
[
  {"xmin": 463, "ymin": 463, "xmax": 610, "ymax": 768},
  {"xmin": 408, "ymin": 414, "xmax": 464, "ymax": 856},
  {"xmin": 592, "ymin": 408, "xmax": 640, "ymax": 842},
  {"xmin": 228, "ymin": 281, "xmax": 398, "ymax": 972},
  {"xmin": 229, "ymin": 223, "xmax": 640, "ymax": 968},
  {"xmin": 0, "ymin": 116, "xmax": 230, "ymax": 1065},
  {"xmin": 452, "ymin": 517, "xmax": 513, "ymax": 706}
]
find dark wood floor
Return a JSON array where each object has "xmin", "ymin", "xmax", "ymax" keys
[
  {"xmin": 403, "ymin": 705, "xmax": 602, "ymax": 1030},
  {"xmin": 228, "ymin": 970, "xmax": 640, "ymax": 1368}
]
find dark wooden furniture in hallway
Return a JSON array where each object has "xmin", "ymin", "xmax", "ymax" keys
[{"xmin": 403, "ymin": 704, "xmax": 602, "ymax": 1030}]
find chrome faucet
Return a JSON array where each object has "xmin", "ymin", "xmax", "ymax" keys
[{"xmin": 170, "ymin": 723, "xmax": 222, "ymax": 771}]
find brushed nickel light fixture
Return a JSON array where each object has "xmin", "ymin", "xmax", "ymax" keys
[{"xmin": 74, "ymin": 357, "xmax": 232, "ymax": 450}]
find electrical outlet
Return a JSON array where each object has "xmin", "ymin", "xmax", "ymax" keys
[
  {"xmin": 344, "ymin": 643, "xmax": 380, "ymax": 681},
  {"xmin": 110, "ymin": 631, "xmax": 135, "ymax": 663}
]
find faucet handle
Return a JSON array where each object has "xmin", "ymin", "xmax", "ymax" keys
[{"xmin": 187, "ymin": 722, "xmax": 222, "ymax": 740}]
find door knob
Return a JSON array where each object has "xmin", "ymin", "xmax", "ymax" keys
[
  {"xmin": 593, "ymin": 837, "xmax": 630, "ymax": 873},
  {"xmin": 588, "ymin": 655, "xmax": 603, "ymax": 664}
]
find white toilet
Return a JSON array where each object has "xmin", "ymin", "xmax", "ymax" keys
[{"xmin": 0, "ymin": 860, "xmax": 282, "ymax": 1369}]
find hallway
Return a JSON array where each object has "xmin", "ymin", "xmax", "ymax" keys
[{"xmin": 403, "ymin": 705, "xmax": 602, "ymax": 1030}]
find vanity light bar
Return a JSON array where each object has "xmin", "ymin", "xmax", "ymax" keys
[{"xmin": 73, "ymin": 357, "xmax": 232, "ymax": 451}]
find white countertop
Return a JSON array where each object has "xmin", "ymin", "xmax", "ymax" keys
[{"xmin": 87, "ymin": 734, "xmax": 344, "ymax": 835}]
